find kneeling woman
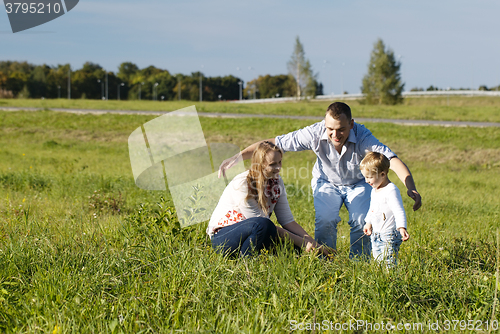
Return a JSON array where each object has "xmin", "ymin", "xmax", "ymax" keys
[{"xmin": 207, "ymin": 141, "xmax": 331, "ymax": 257}]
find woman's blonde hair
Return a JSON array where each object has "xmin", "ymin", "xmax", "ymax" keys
[{"xmin": 246, "ymin": 141, "xmax": 283, "ymax": 214}]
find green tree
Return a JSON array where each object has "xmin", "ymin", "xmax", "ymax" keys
[
  {"xmin": 46, "ymin": 64, "xmax": 71, "ymax": 99},
  {"xmin": 1, "ymin": 61, "xmax": 33, "ymax": 97},
  {"xmin": 245, "ymin": 75, "xmax": 296, "ymax": 99},
  {"xmin": 28, "ymin": 65, "xmax": 50, "ymax": 98},
  {"xmin": 287, "ymin": 36, "xmax": 317, "ymax": 99},
  {"xmin": 117, "ymin": 62, "xmax": 139, "ymax": 84},
  {"xmin": 202, "ymin": 75, "xmax": 240, "ymax": 101},
  {"xmin": 7, "ymin": 71, "xmax": 29, "ymax": 97},
  {"xmin": 361, "ymin": 39, "xmax": 404, "ymax": 105},
  {"xmin": 72, "ymin": 62, "xmax": 104, "ymax": 99}
]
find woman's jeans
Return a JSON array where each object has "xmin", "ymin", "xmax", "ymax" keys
[
  {"xmin": 211, "ymin": 217, "xmax": 277, "ymax": 257},
  {"xmin": 371, "ymin": 229, "xmax": 403, "ymax": 268}
]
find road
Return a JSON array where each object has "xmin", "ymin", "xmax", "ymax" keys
[{"xmin": 1, "ymin": 106, "xmax": 500, "ymax": 128}]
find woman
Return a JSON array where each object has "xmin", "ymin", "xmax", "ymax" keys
[{"xmin": 206, "ymin": 141, "xmax": 331, "ymax": 257}]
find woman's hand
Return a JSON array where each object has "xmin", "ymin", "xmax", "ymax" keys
[
  {"xmin": 218, "ymin": 139, "xmax": 276, "ymax": 179},
  {"xmin": 305, "ymin": 240, "xmax": 336, "ymax": 258},
  {"xmin": 218, "ymin": 153, "xmax": 242, "ymax": 179},
  {"xmin": 278, "ymin": 222, "xmax": 336, "ymax": 258}
]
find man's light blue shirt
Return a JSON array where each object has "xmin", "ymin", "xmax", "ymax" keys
[{"xmin": 275, "ymin": 121, "xmax": 397, "ymax": 186}]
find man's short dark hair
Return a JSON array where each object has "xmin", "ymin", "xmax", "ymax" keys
[{"xmin": 326, "ymin": 102, "xmax": 352, "ymax": 121}]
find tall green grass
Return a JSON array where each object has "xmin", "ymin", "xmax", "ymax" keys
[{"xmin": 0, "ymin": 110, "xmax": 499, "ymax": 333}]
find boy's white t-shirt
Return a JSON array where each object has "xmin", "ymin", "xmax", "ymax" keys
[
  {"xmin": 206, "ymin": 171, "xmax": 295, "ymax": 238},
  {"xmin": 364, "ymin": 182, "xmax": 407, "ymax": 233}
]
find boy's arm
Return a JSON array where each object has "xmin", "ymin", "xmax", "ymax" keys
[
  {"xmin": 363, "ymin": 223, "xmax": 373, "ymax": 236},
  {"xmin": 398, "ymin": 227, "xmax": 410, "ymax": 241},
  {"xmin": 389, "ymin": 157, "xmax": 422, "ymax": 211},
  {"xmin": 388, "ymin": 184, "xmax": 408, "ymax": 231}
]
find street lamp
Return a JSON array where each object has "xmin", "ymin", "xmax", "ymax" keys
[
  {"xmin": 323, "ymin": 60, "xmax": 333, "ymax": 96},
  {"xmin": 118, "ymin": 83, "xmax": 125, "ymax": 100},
  {"xmin": 105, "ymin": 71, "xmax": 108, "ymax": 100},
  {"xmin": 97, "ymin": 80, "xmax": 104, "ymax": 100},
  {"xmin": 161, "ymin": 95, "xmax": 165, "ymax": 102},
  {"xmin": 236, "ymin": 66, "xmax": 243, "ymax": 98},
  {"xmin": 67, "ymin": 67, "xmax": 71, "ymax": 99},
  {"xmin": 139, "ymin": 82, "xmax": 144, "ymax": 100},
  {"xmin": 341, "ymin": 62, "xmax": 345, "ymax": 95},
  {"xmin": 276, "ymin": 93, "xmax": 280, "ymax": 98},
  {"xmin": 218, "ymin": 94, "xmax": 222, "ymax": 101},
  {"xmin": 153, "ymin": 82, "xmax": 159, "ymax": 101},
  {"xmin": 57, "ymin": 85, "xmax": 61, "ymax": 99},
  {"xmin": 238, "ymin": 81, "xmax": 243, "ymax": 100},
  {"xmin": 177, "ymin": 75, "xmax": 182, "ymax": 100},
  {"xmin": 199, "ymin": 65, "xmax": 204, "ymax": 102},
  {"xmin": 249, "ymin": 66, "xmax": 257, "ymax": 99}
]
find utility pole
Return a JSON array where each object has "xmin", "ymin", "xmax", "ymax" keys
[
  {"xmin": 67, "ymin": 67, "xmax": 71, "ymax": 99},
  {"xmin": 177, "ymin": 76, "xmax": 181, "ymax": 100},
  {"xmin": 105, "ymin": 71, "xmax": 108, "ymax": 100},
  {"xmin": 199, "ymin": 74, "xmax": 202, "ymax": 102},
  {"xmin": 199, "ymin": 65, "xmax": 204, "ymax": 102}
]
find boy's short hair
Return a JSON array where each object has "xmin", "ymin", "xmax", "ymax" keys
[{"xmin": 360, "ymin": 151, "xmax": 390, "ymax": 175}]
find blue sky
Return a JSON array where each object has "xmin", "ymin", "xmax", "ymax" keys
[{"xmin": 1, "ymin": 0, "xmax": 499, "ymax": 94}]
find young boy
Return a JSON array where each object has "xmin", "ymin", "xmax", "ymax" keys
[{"xmin": 360, "ymin": 152, "xmax": 410, "ymax": 268}]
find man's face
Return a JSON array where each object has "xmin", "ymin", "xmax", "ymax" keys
[{"xmin": 325, "ymin": 114, "xmax": 354, "ymax": 151}]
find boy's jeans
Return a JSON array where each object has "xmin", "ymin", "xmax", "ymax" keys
[{"xmin": 371, "ymin": 229, "xmax": 403, "ymax": 268}]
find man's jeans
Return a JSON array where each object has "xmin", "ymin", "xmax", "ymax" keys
[
  {"xmin": 312, "ymin": 178, "xmax": 371, "ymax": 258},
  {"xmin": 371, "ymin": 229, "xmax": 403, "ymax": 268},
  {"xmin": 211, "ymin": 217, "xmax": 277, "ymax": 257}
]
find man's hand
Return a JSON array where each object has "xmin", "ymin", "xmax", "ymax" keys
[
  {"xmin": 218, "ymin": 153, "xmax": 242, "ymax": 179},
  {"xmin": 398, "ymin": 227, "xmax": 410, "ymax": 241},
  {"xmin": 407, "ymin": 189, "xmax": 422, "ymax": 211},
  {"xmin": 363, "ymin": 223, "xmax": 372, "ymax": 236},
  {"xmin": 389, "ymin": 157, "xmax": 422, "ymax": 211}
]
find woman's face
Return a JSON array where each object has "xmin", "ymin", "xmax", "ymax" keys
[{"xmin": 264, "ymin": 151, "xmax": 282, "ymax": 179}]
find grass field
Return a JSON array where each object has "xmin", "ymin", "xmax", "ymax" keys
[
  {"xmin": 0, "ymin": 103, "xmax": 499, "ymax": 333},
  {"xmin": 1, "ymin": 95, "xmax": 500, "ymax": 123}
]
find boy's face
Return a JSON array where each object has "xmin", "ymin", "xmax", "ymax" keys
[{"xmin": 361, "ymin": 168, "xmax": 387, "ymax": 190}]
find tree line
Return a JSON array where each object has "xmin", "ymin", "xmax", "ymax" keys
[
  {"xmin": 0, "ymin": 61, "xmax": 239, "ymax": 101},
  {"xmin": 0, "ymin": 37, "xmax": 325, "ymax": 101},
  {"xmin": 8, "ymin": 38, "xmax": 493, "ymax": 105},
  {"xmin": 0, "ymin": 59, "xmax": 322, "ymax": 101}
]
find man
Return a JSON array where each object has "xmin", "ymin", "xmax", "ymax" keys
[{"xmin": 219, "ymin": 102, "xmax": 421, "ymax": 258}]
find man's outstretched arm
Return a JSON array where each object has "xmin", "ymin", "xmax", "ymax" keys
[
  {"xmin": 390, "ymin": 157, "xmax": 422, "ymax": 211},
  {"xmin": 218, "ymin": 138, "xmax": 276, "ymax": 178}
]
